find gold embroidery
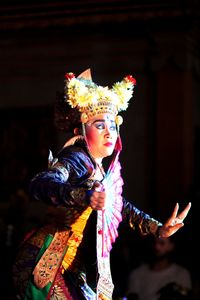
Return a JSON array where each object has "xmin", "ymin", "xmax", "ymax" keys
[
  {"xmin": 33, "ymin": 231, "xmax": 70, "ymax": 289},
  {"xmin": 62, "ymin": 206, "xmax": 92, "ymax": 270}
]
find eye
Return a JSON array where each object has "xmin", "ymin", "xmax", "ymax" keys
[
  {"xmin": 110, "ymin": 124, "xmax": 117, "ymax": 131},
  {"xmin": 95, "ymin": 123, "xmax": 105, "ymax": 130}
]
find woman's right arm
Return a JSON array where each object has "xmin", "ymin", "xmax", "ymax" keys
[
  {"xmin": 29, "ymin": 150, "xmax": 93, "ymax": 208},
  {"xmin": 29, "ymin": 164, "xmax": 73, "ymax": 205}
]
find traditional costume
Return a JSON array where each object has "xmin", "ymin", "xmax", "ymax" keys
[{"xmin": 13, "ymin": 69, "xmax": 162, "ymax": 300}]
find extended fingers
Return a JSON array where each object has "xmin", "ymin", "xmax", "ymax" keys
[
  {"xmin": 164, "ymin": 202, "xmax": 191, "ymax": 232},
  {"xmin": 171, "ymin": 203, "xmax": 179, "ymax": 219},
  {"xmin": 177, "ymin": 202, "xmax": 191, "ymax": 221},
  {"xmin": 165, "ymin": 203, "xmax": 179, "ymax": 225}
]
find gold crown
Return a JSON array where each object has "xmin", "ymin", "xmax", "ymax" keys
[{"xmin": 64, "ymin": 69, "xmax": 136, "ymax": 123}]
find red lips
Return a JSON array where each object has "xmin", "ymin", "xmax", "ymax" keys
[{"xmin": 104, "ymin": 142, "xmax": 113, "ymax": 147}]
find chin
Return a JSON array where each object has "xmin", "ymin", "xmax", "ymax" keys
[{"xmin": 103, "ymin": 149, "xmax": 114, "ymax": 157}]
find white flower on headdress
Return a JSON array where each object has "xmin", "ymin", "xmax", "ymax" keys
[
  {"xmin": 67, "ymin": 78, "xmax": 94, "ymax": 108},
  {"xmin": 64, "ymin": 71, "xmax": 136, "ymax": 114},
  {"xmin": 95, "ymin": 86, "xmax": 115, "ymax": 103},
  {"xmin": 112, "ymin": 80, "xmax": 134, "ymax": 111}
]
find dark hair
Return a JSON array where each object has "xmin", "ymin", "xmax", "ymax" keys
[{"xmin": 54, "ymin": 91, "xmax": 81, "ymax": 133}]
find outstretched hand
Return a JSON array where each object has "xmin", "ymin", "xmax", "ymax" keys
[{"xmin": 159, "ymin": 202, "xmax": 191, "ymax": 238}]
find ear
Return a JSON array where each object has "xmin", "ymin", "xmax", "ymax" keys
[{"xmin": 74, "ymin": 128, "xmax": 80, "ymax": 136}]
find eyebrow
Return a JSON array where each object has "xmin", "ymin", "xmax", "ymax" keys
[{"xmin": 92, "ymin": 119, "xmax": 115, "ymax": 124}]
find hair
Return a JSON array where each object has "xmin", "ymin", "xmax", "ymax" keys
[{"xmin": 54, "ymin": 91, "xmax": 81, "ymax": 133}]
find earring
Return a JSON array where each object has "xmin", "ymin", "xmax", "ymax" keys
[
  {"xmin": 80, "ymin": 113, "xmax": 88, "ymax": 137},
  {"xmin": 74, "ymin": 128, "xmax": 80, "ymax": 136},
  {"xmin": 115, "ymin": 115, "xmax": 123, "ymax": 135}
]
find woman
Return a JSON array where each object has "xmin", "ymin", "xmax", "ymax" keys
[{"xmin": 12, "ymin": 69, "xmax": 191, "ymax": 300}]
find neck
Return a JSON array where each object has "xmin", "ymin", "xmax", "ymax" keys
[
  {"xmin": 95, "ymin": 157, "xmax": 103, "ymax": 166},
  {"xmin": 84, "ymin": 139, "xmax": 103, "ymax": 166}
]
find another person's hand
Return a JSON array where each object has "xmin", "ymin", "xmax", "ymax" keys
[
  {"xmin": 159, "ymin": 202, "xmax": 191, "ymax": 238},
  {"xmin": 89, "ymin": 181, "xmax": 106, "ymax": 210}
]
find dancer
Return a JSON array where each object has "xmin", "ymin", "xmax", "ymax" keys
[{"xmin": 13, "ymin": 69, "xmax": 191, "ymax": 300}]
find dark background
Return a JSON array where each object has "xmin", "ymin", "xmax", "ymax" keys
[{"xmin": 0, "ymin": 1, "xmax": 199, "ymax": 299}]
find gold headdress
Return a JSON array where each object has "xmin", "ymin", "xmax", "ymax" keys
[{"xmin": 64, "ymin": 68, "xmax": 136, "ymax": 125}]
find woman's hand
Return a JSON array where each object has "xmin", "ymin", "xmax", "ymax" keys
[
  {"xmin": 158, "ymin": 202, "xmax": 191, "ymax": 238},
  {"xmin": 89, "ymin": 181, "xmax": 106, "ymax": 210}
]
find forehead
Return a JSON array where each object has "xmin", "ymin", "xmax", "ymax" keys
[{"xmin": 88, "ymin": 113, "xmax": 115, "ymax": 123}]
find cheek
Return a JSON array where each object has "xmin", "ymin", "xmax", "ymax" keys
[
  {"xmin": 110, "ymin": 131, "xmax": 118, "ymax": 144},
  {"xmin": 86, "ymin": 128, "xmax": 99, "ymax": 145},
  {"xmin": 113, "ymin": 131, "xmax": 118, "ymax": 141}
]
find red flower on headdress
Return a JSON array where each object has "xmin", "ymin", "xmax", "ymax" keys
[
  {"xmin": 124, "ymin": 75, "xmax": 136, "ymax": 85},
  {"xmin": 65, "ymin": 72, "xmax": 75, "ymax": 80}
]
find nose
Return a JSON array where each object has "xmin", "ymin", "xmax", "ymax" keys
[{"xmin": 104, "ymin": 125, "xmax": 112, "ymax": 137}]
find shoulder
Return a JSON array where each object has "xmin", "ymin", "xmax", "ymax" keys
[
  {"xmin": 171, "ymin": 263, "xmax": 191, "ymax": 275},
  {"xmin": 57, "ymin": 144, "xmax": 91, "ymax": 164},
  {"xmin": 57, "ymin": 144, "xmax": 95, "ymax": 178},
  {"xmin": 170, "ymin": 263, "xmax": 192, "ymax": 288}
]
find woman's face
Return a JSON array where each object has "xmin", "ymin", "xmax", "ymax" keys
[{"xmin": 85, "ymin": 113, "xmax": 118, "ymax": 160}]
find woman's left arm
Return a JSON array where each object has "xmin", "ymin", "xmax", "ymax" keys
[
  {"xmin": 122, "ymin": 199, "xmax": 163, "ymax": 236},
  {"xmin": 122, "ymin": 200, "xmax": 191, "ymax": 238}
]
